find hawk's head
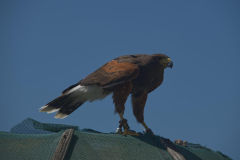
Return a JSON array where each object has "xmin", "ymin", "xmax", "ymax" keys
[{"xmin": 153, "ymin": 54, "xmax": 173, "ymax": 68}]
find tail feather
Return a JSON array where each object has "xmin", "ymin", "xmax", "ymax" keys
[
  {"xmin": 39, "ymin": 94, "xmax": 85, "ymax": 119},
  {"xmin": 40, "ymin": 84, "xmax": 111, "ymax": 119},
  {"xmin": 39, "ymin": 105, "xmax": 59, "ymax": 113},
  {"xmin": 39, "ymin": 94, "xmax": 69, "ymax": 113},
  {"xmin": 55, "ymin": 101, "xmax": 84, "ymax": 119}
]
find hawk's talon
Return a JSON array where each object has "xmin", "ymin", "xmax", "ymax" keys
[
  {"xmin": 117, "ymin": 119, "xmax": 138, "ymax": 136},
  {"xmin": 123, "ymin": 129, "xmax": 139, "ymax": 136}
]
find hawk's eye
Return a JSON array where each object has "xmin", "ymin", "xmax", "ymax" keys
[{"xmin": 156, "ymin": 57, "xmax": 162, "ymax": 61}]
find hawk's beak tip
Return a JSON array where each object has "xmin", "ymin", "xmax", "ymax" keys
[{"xmin": 168, "ymin": 61, "xmax": 173, "ymax": 68}]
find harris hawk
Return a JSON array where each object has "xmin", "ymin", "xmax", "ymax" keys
[{"xmin": 40, "ymin": 54, "xmax": 173, "ymax": 135}]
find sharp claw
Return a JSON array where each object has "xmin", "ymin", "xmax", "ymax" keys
[
  {"xmin": 124, "ymin": 129, "xmax": 139, "ymax": 136},
  {"xmin": 117, "ymin": 119, "xmax": 139, "ymax": 136}
]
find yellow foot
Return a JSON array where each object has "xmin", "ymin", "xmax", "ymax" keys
[{"xmin": 123, "ymin": 129, "xmax": 139, "ymax": 136}]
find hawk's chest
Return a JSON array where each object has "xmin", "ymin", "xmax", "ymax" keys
[{"xmin": 132, "ymin": 65, "xmax": 164, "ymax": 92}]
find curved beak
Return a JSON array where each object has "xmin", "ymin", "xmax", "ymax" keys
[
  {"xmin": 167, "ymin": 60, "xmax": 173, "ymax": 68},
  {"xmin": 160, "ymin": 57, "xmax": 173, "ymax": 68}
]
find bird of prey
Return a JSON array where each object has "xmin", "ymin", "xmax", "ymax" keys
[{"xmin": 40, "ymin": 53, "xmax": 173, "ymax": 135}]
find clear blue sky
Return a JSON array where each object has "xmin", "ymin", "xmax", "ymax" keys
[{"xmin": 0, "ymin": 0, "xmax": 239, "ymax": 159}]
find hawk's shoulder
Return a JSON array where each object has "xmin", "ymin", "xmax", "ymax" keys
[{"xmin": 80, "ymin": 59, "xmax": 140, "ymax": 88}]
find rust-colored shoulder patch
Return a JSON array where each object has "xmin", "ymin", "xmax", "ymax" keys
[{"xmin": 81, "ymin": 60, "xmax": 140, "ymax": 88}]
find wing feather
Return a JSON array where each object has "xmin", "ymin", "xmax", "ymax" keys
[{"xmin": 80, "ymin": 60, "xmax": 140, "ymax": 88}]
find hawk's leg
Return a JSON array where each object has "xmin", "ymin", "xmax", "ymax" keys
[
  {"xmin": 113, "ymin": 82, "xmax": 138, "ymax": 136},
  {"xmin": 132, "ymin": 90, "xmax": 154, "ymax": 135},
  {"xmin": 117, "ymin": 113, "xmax": 139, "ymax": 136}
]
